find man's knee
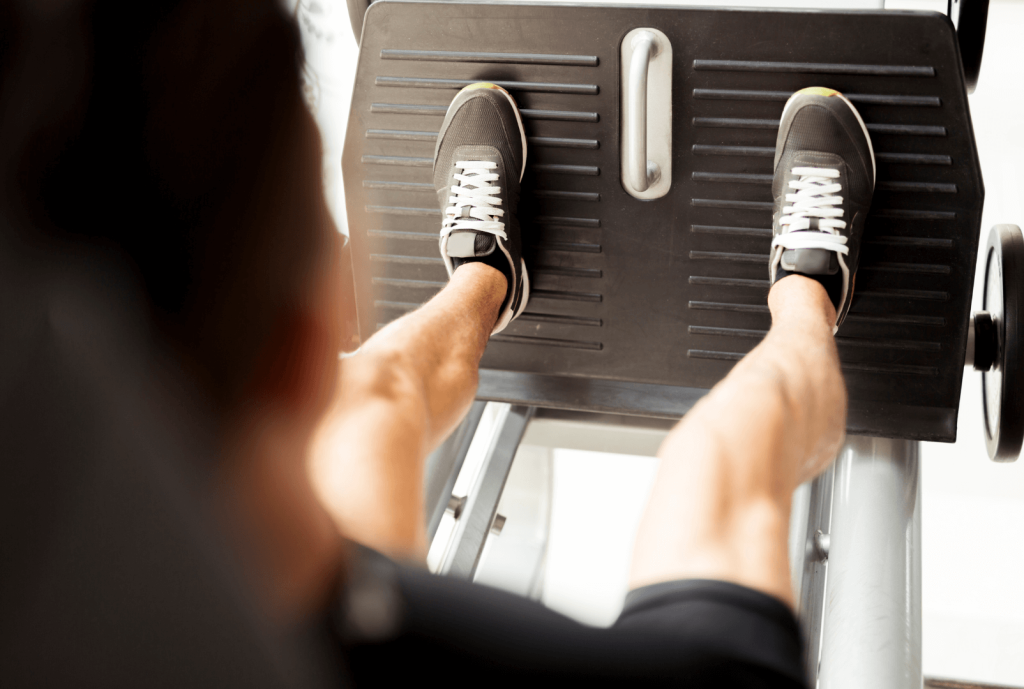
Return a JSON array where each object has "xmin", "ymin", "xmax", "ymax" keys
[
  {"xmin": 686, "ymin": 369, "xmax": 805, "ymax": 461},
  {"xmin": 345, "ymin": 348, "xmax": 425, "ymax": 407}
]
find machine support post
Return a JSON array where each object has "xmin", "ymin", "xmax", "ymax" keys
[
  {"xmin": 438, "ymin": 405, "xmax": 535, "ymax": 579},
  {"xmin": 819, "ymin": 436, "xmax": 922, "ymax": 689}
]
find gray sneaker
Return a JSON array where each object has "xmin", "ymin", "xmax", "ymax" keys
[
  {"xmin": 770, "ymin": 86, "xmax": 876, "ymax": 331},
  {"xmin": 434, "ymin": 83, "xmax": 529, "ymax": 335}
]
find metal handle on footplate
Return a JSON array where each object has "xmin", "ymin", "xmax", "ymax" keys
[
  {"xmin": 620, "ymin": 28, "xmax": 671, "ymax": 200},
  {"xmin": 626, "ymin": 31, "xmax": 660, "ymax": 193}
]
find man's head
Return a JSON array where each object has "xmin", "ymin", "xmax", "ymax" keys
[
  {"xmin": 5, "ymin": 0, "xmax": 346, "ymax": 423},
  {"xmin": 2, "ymin": 0, "xmax": 355, "ymax": 617}
]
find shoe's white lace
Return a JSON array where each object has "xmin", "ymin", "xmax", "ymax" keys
[
  {"xmin": 771, "ymin": 166, "xmax": 849, "ymax": 256},
  {"xmin": 440, "ymin": 160, "xmax": 507, "ymax": 244}
]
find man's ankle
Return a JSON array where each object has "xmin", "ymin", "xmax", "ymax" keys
[
  {"xmin": 448, "ymin": 261, "xmax": 508, "ymax": 327},
  {"xmin": 767, "ymin": 273, "xmax": 837, "ymax": 328}
]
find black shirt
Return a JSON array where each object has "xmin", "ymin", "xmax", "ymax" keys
[{"xmin": 334, "ymin": 546, "xmax": 807, "ymax": 688}]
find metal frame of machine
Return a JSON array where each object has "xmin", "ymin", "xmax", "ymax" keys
[{"xmin": 342, "ymin": 2, "xmax": 1021, "ymax": 688}]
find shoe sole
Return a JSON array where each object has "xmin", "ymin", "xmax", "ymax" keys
[
  {"xmin": 780, "ymin": 87, "xmax": 876, "ymax": 184},
  {"xmin": 514, "ymin": 258, "xmax": 530, "ymax": 321},
  {"xmin": 487, "ymin": 85, "xmax": 531, "ymax": 319}
]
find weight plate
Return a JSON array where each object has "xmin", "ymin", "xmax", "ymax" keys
[
  {"xmin": 956, "ymin": 0, "xmax": 990, "ymax": 93},
  {"xmin": 981, "ymin": 224, "xmax": 1024, "ymax": 461}
]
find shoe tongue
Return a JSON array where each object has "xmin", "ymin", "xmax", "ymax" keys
[
  {"xmin": 781, "ymin": 248, "xmax": 838, "ymax": 275},
  {"xmin": 446, "ymin": 231, "xmax": 496, "ymax": 258}
]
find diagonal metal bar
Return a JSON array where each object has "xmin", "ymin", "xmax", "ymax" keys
[
  {"xmin": 439, "ymin": 405, "xmax": 535, "ymax": 579},
  {"xmin": 424, "ymin": 400, "xmax": 487, "ymax": 542},
  {"xmin": 796, "ymin": 462, "xmax": 836, "ymax": 685}
]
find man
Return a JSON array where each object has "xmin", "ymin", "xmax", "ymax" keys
[
  {"xmin": 0, "ymin": 0, "xmax": 871, "ymax": 686},
  {"xmin": 310, "ymin": 82, "xmax": 868, "ymax": 687}
]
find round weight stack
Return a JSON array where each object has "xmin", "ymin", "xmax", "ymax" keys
[
  {"xmin": 951, "ymin": 0, "xmax": 990, "ymax": 93},
  {"xmin": 969, "ymin": 224, "xmax": 1024, "ymax": 461}
]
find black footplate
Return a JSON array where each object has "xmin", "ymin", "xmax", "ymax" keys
[{"xmin": 343, "ymin": 1, "xmax": 983, "ymax": 441}]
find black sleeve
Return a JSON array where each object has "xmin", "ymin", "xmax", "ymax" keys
[{"xmin": 334, "ymin": 548, "xmax": 807, "ymax": 688}]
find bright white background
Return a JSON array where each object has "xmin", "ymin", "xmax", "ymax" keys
[{"xmin": 298, "ymin": 0, "xmax": 1024, "ymax": 684}]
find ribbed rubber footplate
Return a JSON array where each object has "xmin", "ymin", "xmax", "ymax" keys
[{"xmin": 343, "ymin": 1, "xmax": 983, "ymax": 441}]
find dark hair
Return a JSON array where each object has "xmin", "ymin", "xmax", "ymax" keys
[{"xmin": 1, "ymin": 0, "xmax": 335, "ymax": 419}]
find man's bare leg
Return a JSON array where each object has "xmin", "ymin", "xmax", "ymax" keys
[
  {"xmin": 311, "ymin": 84, "xmax": 530, "ymax": 561},
  {"xmin": 630, "ymin": 274, "xmax": 846, "ymax": 607},
  {"xmin": 631, "ymin": 86, "xmax": 874, "ymax": 606},
  {"xmin": 310, "ymin": 263, "xmax": 505, "ymax": 559}
]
